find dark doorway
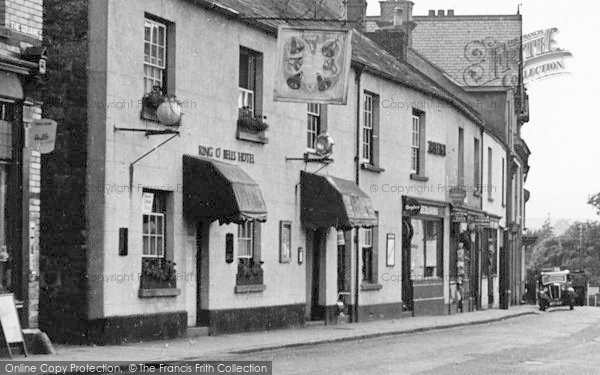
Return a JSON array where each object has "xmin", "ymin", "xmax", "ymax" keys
[
  {"xmin": 402, "ymin": 218, "xmax": 413, "ymax": 311},
  {"xmin": 196, "ymin": 222, "xmax": 204, "ymax": 326},
  {"xmin": 310, "ymin": 229, "xmax": 325, "ymax": 321},
  {"xmin": 470, "ymin": 229, "xmax": 481, "ymax": 310}
]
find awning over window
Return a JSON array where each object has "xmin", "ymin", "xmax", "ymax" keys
[
  {"xmin": 301, "ymin": 171, "xmax": 377, "ymax": 230},
  {"xmin": 183, "ymin": 155, "xmax": 267, "ymax": 224},
  {"xmin": 0, "ymin": 72, "xmax": 23, "ymax": 100}
]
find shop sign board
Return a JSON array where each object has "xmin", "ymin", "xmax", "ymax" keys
[{"xmin": 28, "ymin": 119, "xmax": 57, "ymax": 154}]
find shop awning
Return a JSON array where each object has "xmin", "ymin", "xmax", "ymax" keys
[
  {"xmin": 0, "ymin": 71, "xmax": 23, "ymax": 99},
  {"xmin": 301, "ymin": 171, "xmax": 377, "ymax": 230},
  {"xmin": 183, "ymin": 155, "xmax": 267, "ymax": 224}
]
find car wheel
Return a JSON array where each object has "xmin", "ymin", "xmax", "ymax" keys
[
  {"xmin": 570, "ymin": 304, "xmax": 574, "ymax": 310},
  {"xmin": 539, "ymin": 304, "xmax": 546, "ymax": 311}
]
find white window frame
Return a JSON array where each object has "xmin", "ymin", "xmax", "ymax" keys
[
  {"xmin": 307, "ymin": 103, "xmax": 321, "ymax": 151},
  {"xmin": 238, "ymin": 49, "xmax": 259, "ymax": 116},
  {"xmin": 363, "ymin": 93, "xmax": 374, "ymax": 163},
  {"xmin": 144, "ymin": 18, "xmax": 167, "ymax": 94},
  {"xmin": 238, "ymin": 221, "xmax": 255, "ymax": 259},
  {"xmin": 142, "ymin": 212, "xmax": 165, "ymax": 258},
  {"xmin": 411, "ymin": 114, "xmax": 421, "ymax": 174}
]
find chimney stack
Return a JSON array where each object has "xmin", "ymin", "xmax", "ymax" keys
[
  {"xmin": 428, "ymin": 10, "xmax": 436, "ymax": 16},
  {"xmin": 437, "ymin": 9, "xmax": 445, "ymax": 17},
  {"xmin": 365, "ymin": 0, "xmax": 416, "ymax": 61},
  {"xmin": 447, "ymin": 9, "xmax": 455, "ymax": 16},
  {"xmin": 345, "ymin": 0, "xmax": 367, "ymax": 29}
]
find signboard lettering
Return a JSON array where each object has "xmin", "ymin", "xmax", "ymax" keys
[
  {"xmin": 427, "ymin": 141, "xmax": 446, "ymax": 156},
  {"xmin": 141, "ymin": 193, "xmax": 154, "ymax": 214},
  {"xmin": 198, "ymin": 145, "xmax": 255, "ymax": 164},
  {"xmin": 0, "ymin": 293, "xmax": 27, "ymax": 357}
]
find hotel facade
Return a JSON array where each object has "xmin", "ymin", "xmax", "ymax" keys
[{"xmin": 39, "ymin": 0, "xmax": 531, "ymax": 344}]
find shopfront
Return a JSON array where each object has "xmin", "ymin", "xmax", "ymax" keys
[
  {"xmin": 451, "ymin": 207, "xmax": 500, "ymax": 312},
  {"xmin": 402, "ymin": 197, "xmax": 449, "ymax": 316},
  {"xmin": 300, "ymin": 171, "xmax": 377, "ymax": 324}
]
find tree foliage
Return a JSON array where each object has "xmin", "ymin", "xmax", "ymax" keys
[{"xmin": 528, "ymin": 220, "xmax": 600, "ymax": 285}]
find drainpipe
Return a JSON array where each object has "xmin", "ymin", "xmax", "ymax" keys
[{"xmin": 353, "ymin": 63, "xmax": 364, "ymax": 323}]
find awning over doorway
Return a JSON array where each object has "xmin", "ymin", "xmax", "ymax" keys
[
  {"xmin": 0, "ymin": 71, "xmax": 23, "ymax": 100},
  {"xmin": 183, "ymin": 155, "xmax": 267, "ymax": 224},
  {"xmin": 300, "ymin": 171, "xmax": 377, "ymax": 230}
]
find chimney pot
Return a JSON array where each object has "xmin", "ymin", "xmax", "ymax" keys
[
  {"xmin": 447, "ymin": 9, "xmax": 454, "ymax": 16},
  {"xmin": 393, "ymin": 7, "xmax": 404, "ymax": 26},
  {"xmin": 437, "ymin": 9, "xmax": 445, "ymax": 16},
  {"xmin": 428, "ymin": 10, "xmax": 436, "ymax": 16}
]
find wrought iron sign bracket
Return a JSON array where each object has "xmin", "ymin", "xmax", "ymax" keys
[
  {"xmin": 286, "ymin": 152, "xmax": 333, "ymax": 165},
  {"xmin": 114, "ymin": 126, "xmax": 180, "ymax": 137}
]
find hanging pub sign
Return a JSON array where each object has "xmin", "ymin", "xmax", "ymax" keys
[
  {"xmin": 274, "ymin": 25, "xmax": 353, "ymax": 105},
  {"xmin": 28, "ymin": 119, "xmax": 57, "ymax": 154}
]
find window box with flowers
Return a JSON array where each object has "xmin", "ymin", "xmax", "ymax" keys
[
  {"xmin": 237, "ymin": 106, "xmax": 269, "ymax": 144},
  {"xmin": 139, "ymin": 258, "xmax": 180, "ymax": 297}
]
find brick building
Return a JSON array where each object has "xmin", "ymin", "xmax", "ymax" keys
[{"xmin": 0, "ymin": 0, "xmax": 48, "ymax": 330}]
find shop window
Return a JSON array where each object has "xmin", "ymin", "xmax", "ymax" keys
[
  {"xmin": 410, "ymin": 109, "xmax": 426, "ymax": 178},
  {"xmin": 144, "ymin": 17, "xmax": 167, "ymax": 94},
  {"xmin": 140, "ymin": 190, "xmax": 176, "ymax": 290},
  {"xmin": 410, "ymin": 219, "xmax": 443, "ymax": 280},
  {"xmin": 307, "ymin": 103, "xmax": 328, "ymax": 151},
  {"xmin": 236, "ymin": 221, "xmax": 263, "ymax": 286},
  {"xmin": 0, "ymin": 101, "xmax": 15, "ymax": 160},
  {"xmin": 362, "ymin": 92, "xmax": 381, "ymax": 168}
]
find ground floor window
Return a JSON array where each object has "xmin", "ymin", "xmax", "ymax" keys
[
  {"xmin": 140, "ymin": 190, "xmax": 176, "ymax": 289},
  {"xmin": 410, "ymin": 218, "xmax": 443, "ymax": 280},
  {"xmin": 236, "ymin": 221, "xmax": 263, "ymax": 286}
]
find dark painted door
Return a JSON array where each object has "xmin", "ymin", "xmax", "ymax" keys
[
  {"xmin": 196, "ymin": 223, "xmax": 204, "ymax": 326},
  {"xmin": 402, "ymin": 218, "xmax": 413, "ymax": 311}
]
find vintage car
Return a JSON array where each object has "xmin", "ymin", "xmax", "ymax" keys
[{"xmin": 537, "ymin": 269, "xmax": 575, "ymax": 311}]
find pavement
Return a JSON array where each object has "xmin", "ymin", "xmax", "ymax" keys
[{"xmin": 20, "ymin": 305, "xmax": 537, "ymax": 362}]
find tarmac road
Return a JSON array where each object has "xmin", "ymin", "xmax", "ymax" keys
[{"xmin": 230, "ymin": 307, "xmax": 600, "ymax": 374}]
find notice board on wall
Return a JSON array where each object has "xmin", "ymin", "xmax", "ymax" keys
[{"xmin": 0, "ymin": 294, "xmax": 24, "ymax": 345}]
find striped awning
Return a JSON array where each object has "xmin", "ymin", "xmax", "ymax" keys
[{"xmin": 183, "ymin": 155, "xmax": 267, "ymax": 224}]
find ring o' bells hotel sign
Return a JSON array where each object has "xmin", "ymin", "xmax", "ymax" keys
[{"xmin": 274, "ymin": 25, "xmax": 353, "ymax": 105}]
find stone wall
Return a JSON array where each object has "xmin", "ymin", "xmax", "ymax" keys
[{"xmin": 39, "ymin": 0, "xmax": 88, "ymax": 343}]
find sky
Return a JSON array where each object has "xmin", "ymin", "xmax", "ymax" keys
[{"xmin": 366, "ymin": 0, "xmax": 600, "ymax": 228}]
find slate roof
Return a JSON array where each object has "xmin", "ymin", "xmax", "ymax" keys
[
  {"xmin": 411, "ymin": 14, "xmax": 522, "ymax": 88},
  {"xmin": 185, "ymin": 0, "xmax": 484, "ymax": 123}
]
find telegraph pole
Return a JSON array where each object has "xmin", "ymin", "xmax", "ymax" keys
[{"xmin": 579, "ymin": 223, "xmax": 584, "ymax": 271}]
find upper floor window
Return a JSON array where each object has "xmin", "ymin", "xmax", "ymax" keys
[
  {"xmin": 411, "ymin": 113, "xmax": 421, "ymax": 174},
  {"xmin": 239, "ymin": 47, "xmax": 263, "ymax": 116},
  {"xmin": 501, "ymin": 157, "xmax": 506, "ymax": 207},
  {"xmin": 307, "ymin": 103, "xmax": 321, "ymax": 151},
  {"xmin": 487, "ymin": 147, "xmax": 493, "ymax": 199},
  {"xmin": 410, "ymin": 109, "xmax": 426, "ymax": 177},
  {"xmin": 144, "ymin": 18, "xmax": 167, "ymax": 94},
  {"xmin": 474, "ymin": 138, "xmax": 480, "ymax": 194},
  {"xmin": 362, "ymin": 92, "xmax": 381, "ymax": 168},
  {"xmin": 458, "ymin": 128, "xmax": 465, "ymax": 185},
  {"xmin": 363, "ymin": 93, "xmax": 374, "ymax": 163}
]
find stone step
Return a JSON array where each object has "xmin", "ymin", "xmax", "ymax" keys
[{"xmin": 186, "ymin": 326, "xmax": 209, "ymax": 338}]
